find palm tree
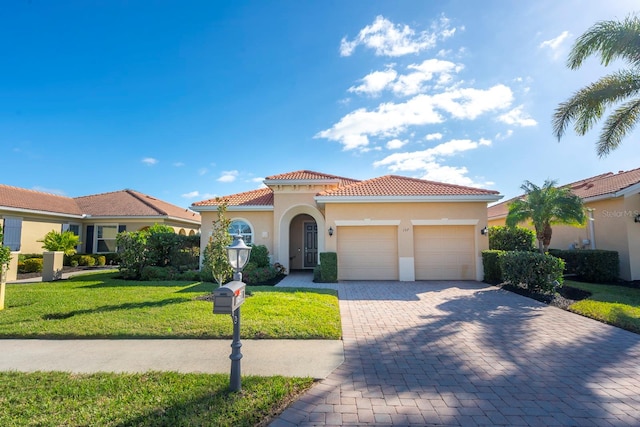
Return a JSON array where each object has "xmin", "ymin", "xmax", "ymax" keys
[
  {"xmin": 506, "ymin": 180, "xmax": 586, "ymax": 253},
  {"xmin": 553, "ymin": 15, "xmax": 640, "ymax": 157}
]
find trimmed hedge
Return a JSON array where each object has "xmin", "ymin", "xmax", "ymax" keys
[
  {"xmin": 315, "ymin": 252, "xmax": 338, "ymax": 283},
  {"xmin": 489, "ymin": 226, "xmax": 535, "ymax": 252},
  {"xmin": 482, "ymin": 250, "xmax": 505, "ymax": 284},
  {"xmin": 19, "ymin": 258, "xmax": 43, "ymax": 274},
  {"xmin": 549, "ymin": 249, "xmax": 619, "ymax": 283},
  {"xmin": 500, "ymin": 251, "xmax": 565, "ymax": 293}
]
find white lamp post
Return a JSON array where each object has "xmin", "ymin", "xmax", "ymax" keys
[{"xmin": 225, "ymin": 235, "xmax": 251, "ymax": 392}]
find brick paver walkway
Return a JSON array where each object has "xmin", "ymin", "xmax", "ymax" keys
[{"xmin": 271, "ymin": 281, "xmax": 640, "ymax": 426}]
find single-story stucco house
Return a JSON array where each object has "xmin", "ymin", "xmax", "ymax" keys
[
  {"xmin": 191, "ymin": 170, "xmax": 502, "ymax": 281},
  {"xmin": 0, "ymin": 185, "xmax": 201, "ymax": 255},
  {"xmin": 488, "ymin": 168, "xmax": 640, "ymax": 281}
]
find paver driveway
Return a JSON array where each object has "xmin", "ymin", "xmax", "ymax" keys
[{"xmin": 271, "ymin": 281, "xmax": 640, "ymax": 426}]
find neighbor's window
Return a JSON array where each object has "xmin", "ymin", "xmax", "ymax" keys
[
  {"xmin": 2, "ymin": 217, "xmax": 22, "ymax": 251},
  {"xmin": 96, "ymin": 225, "xmax": 118, "ymax": 253},
  {"xmin": 228, "ymin": 219, "xmax": 253, "ymax": 245}
]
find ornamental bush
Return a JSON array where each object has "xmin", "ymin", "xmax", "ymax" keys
[
  {"xmin": 249, "ymin": 245, "xmax": 270, "ymax": 268},
  {"xmin": 20, "ymin": 258, "xmax": 43, "ymax": 274},
  {"xmin": 489, "ymin": 226, "xmax": 535, "ymax": 252},
  {"xmin": 500, "ymin": 251, "xmax": 565, "ymax": 293},
  {"xmin": 549, "ymin": 249, "xmax": 619, "ymax": 283},
  {"xmin": 482, "ymin": 250, "xmax": 505, "ymax": 284}
]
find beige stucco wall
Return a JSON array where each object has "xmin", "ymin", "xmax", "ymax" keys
[
  {"xmin": 20, "ymin": 218, "xmax": 62, "ymax": 253},
  {"xmin": 199, "ymin": 210, "xmax": 275, "ymax": 265}
]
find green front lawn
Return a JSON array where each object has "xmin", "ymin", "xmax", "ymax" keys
[
  {"xmin": 0, "ymin": 271, "xmax": 341, "ymax": 339},
  {"xmin": 565, "ymin": 280, "xmax": 640, "ymax": 333},
  {"xmin": 0, "ymin": 371, "xmax": 313, "ymax": 427}
]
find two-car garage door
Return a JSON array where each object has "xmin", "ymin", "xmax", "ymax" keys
[{"xmin": 336, "ymin": 225, "xmax": 475, "ymax": 281}]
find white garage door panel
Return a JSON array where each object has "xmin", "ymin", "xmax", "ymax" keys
[
  {"xmin": 338, "ymin": 226, "xmax": 398, "ymax": 280},
  {"xmin": 415, "ymin": 226, "xmax": 475, "ymax": 280}
]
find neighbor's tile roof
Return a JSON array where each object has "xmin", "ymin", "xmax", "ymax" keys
[
  {"xmin": 191, "ymin": 188, "xmax": 274, "ymax": 207},
  {"xmin": 265, "ymin": 170, "xmax": 360, "ymax": 186},
  {"xmin": 75, "ymin": 190, "xmax": 200, "ymax": 221},
  {"xmin": 488, "ymin": 168, "xmax": 640, "ymax": 219},
  {"xmin": 0, "ymin": 184, "xmax": 83, "ymax": 216},
  {"xmin": 318, "ymin": 175, "xmax": 500, "ymax": 197}
]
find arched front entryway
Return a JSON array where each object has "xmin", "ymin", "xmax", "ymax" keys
[
  {"xmin": 288, "ymin": 214, "xmax": 318, "ymax": 270},
  {"xmin": 277, "ymin": 204, "xmax": 325, "ymax": 273}
]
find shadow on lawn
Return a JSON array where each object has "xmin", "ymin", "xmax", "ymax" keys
[{"xmin": 41, "ymin": 297, "xmax": 190, "ymax": 320}]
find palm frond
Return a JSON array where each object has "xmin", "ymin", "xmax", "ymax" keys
[
  {"xmin": 598, "ymin": 97, "xmax": 640, "ymax": 157},
  {"xmin": 553, "ymin": 70, "xmax": 640, "ymax": 139},
  {"xmin": 568, "ymin": 15, "xmax": 640, "ymax": 69}
]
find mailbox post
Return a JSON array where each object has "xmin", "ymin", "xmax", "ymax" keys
[{"xmin": 212, "ymin": 235, "xmax": 251, "ymax": 392}]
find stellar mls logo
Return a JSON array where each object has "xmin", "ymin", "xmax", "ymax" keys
[{"xmin": 601, "ymin": 210, "xmax": 640, "ymax": 218}]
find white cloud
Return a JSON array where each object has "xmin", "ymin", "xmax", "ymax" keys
[
  {"xmin": 142, "ymin": 157, "xmax": 158, "ymax": 166},
  {"xmin": 373, "ymin": 138, "xmax": 493, "ymax": 187},
  {"xmin": 539, "ymin": 31, "xmax": 571, "ymax": 59},
  {"xmin": 425, "ymin": 133, "xmax": 443, "ymax": 141},
  {"xmin": 340, "ymin": 15, "xmax": 457, "ymax": 57},
  {"xmin": 181, "ymin": 190, "xmax": 200, "ymax": 198},
  {"xmin": 198, "ymin": 168, "xmax": 208, "ymax": 176},
  {"xmin": 251, "ymin": 177, "xmax": 264, "ymax": 183},
  {"xmin": 348, "ymin": 69, "xmax": 398, "ymax": 96},
  {"xmin": 495, "ymin": 130, "xmax": 514, "ymax": 140},
  {"xmin": 174, "ymin": 162, "xmax": 185, "ymax": 167},
  {"xmin": 386, "ymin": 138, "xmax": 408, "ymax": 149},
  {"xmin": 497, "ymin": 105, "xmax": 537, "ymax": 127},
  {"xmin": 316, "ymin": 84, "xmax": 513, "ymax": 150},
  {"xmin": 392, "ymin": 59, "xmax": 462, "ymax": 96},
  {"xmin": 217, "ymin": 170, "xmax": 239, "ymax": 183}
]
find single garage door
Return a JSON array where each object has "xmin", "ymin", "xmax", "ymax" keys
[
  {"xmin": 414, "ymin": 225, "xmax": 475, "ymax": 280},
  {"xmin": 337, "ymin": 226, "xmax": 398, "ymax": 280}
]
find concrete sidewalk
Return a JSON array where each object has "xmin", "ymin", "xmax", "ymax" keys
[
  {"xmin": 0, "ymin": 339, "xmax": 344, "ymax": 379},
  {"xmin": 1, "ymin": 270, "xmax": 344, "ymax": 379}
]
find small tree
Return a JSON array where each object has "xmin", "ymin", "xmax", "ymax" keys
[
  {"xmin": 0, "ymin": 226, "xmax": 12, "ymax": 310},
  {"xmin": 38, "ymin": 230, "xmax": 81, "ymax": 256},
  {"xmin": 506, "ymin": 180, "xmax": 585, "ymax": 253},
  {"xmin": 202, "ymin": 200, "xmax": 233, "ymax": 286}
]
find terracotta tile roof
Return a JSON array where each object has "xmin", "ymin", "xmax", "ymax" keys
[
  {"xmin": 0, "ymin": 184, "xmax": 83, "ymax": 216},
  {"xmin": 191, "ymin": 188, "xmax": 274, "ymax": 207},
  {"xmin": 567, "ymin": 168, "xmax": 640, "ymax": 199},
  {"xmin": 265, "ymin": 170, "xmax": 360, "ymax": 186},
  {"xmin": 74, "ymin": 190, "xmax": 200, "ymax": 222},
  {"xmin": 318, "ymin": 175, "xmax": 500, "ymax": 197},
  {"xmin": 488, "ymin": 168, "xmax": 640, "ymax": 219}
]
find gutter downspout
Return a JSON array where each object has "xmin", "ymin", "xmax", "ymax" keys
[{"xmin": 587, "ymin": 208, "xmax": 596, "ymax": 249}]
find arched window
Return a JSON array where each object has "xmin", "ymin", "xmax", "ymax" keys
[{"xmin": 228, "ymin": 219, "xmax": 253, "ymax": 245}]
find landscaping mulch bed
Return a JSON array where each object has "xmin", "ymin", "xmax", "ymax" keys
[{"xmin": 499, "ymin": 283, "xmax": 592, "ymax": 310}]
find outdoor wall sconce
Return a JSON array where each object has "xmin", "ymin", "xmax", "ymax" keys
[
  {"xmin": 635, "ymin": 214, "xmax": 640, "ymax": 223},
  {"xmin": 328, "ymin": 226, "xmax": 334, "ymax": 236},
  {"xmin": 480, "ymin": 226, "xmax": 489, "ymax": 235}
]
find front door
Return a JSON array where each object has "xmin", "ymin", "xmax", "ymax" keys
[{"xmin": 303, "ymin": 222, "xmax": 318, "ymax": 268}]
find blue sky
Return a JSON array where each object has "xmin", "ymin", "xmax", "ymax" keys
[{"xmin": 2, "ymin": 1, "xmax": 639, "ymax": 208}]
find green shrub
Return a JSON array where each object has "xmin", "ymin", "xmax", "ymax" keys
[
  {"xmin": 489, "ymin": 226, "xmax": 535, "ymax": 251},
  {"xmin": 145, "ymin": 224, "xmax": 180, "ymax": 268},
  {"xmin": 70, "ymin": 259, "xmax": 79, "ymax": 267},
  {"xmin": 243, "ymin": 265, "xmax": 279, "ymax": 285},
  {"xmin": 550, "ymin": 249, "xmax": 619, "ymax": 283},
  {"xmin": 313, "ymin": 265, "xmax": 322, "ymax": 282},
  {"xmin": 19, "ymin": 254, "xmax": 43, "ymax": 262},
  {"xmin": 20, "ymin": 258, "xmax": 43, "ymax": 273},
  {"xmin": 38, "ymin": 230, "xmax": 80, "ymax": 256},
  {"xmin": 104, "ymin": 253, "xmax": 121, "ymax": 265},
  {"xmin": 140, "ymin": 266, "xmax": 179, "ymax": 281},
  {"xmin": 249, "ymin": 245, "xmax": 270, "ymax": 268},
  {"xmin": 482, "ymin": 250, "xmax": 505, "ymax": 284},
  {"xmin": 116, "ymin": 231, "xmax": 148, "ymax": 279},
  {"xmin": 316, "ymin": 252, "xmax": 337, "ymax": 283},
  {"xmin": 175, "ymin": 270, "xmax": 202, "ymax": 282},
  {"xmin": 94, "ymin": 255, "xmax": 107, "ymax": 266},
  {"xmin": 500, "ymin": 251, "xmax": 565, "ymax": 293},
  {"xmin": 78, "ymin": 255, "xmax": 96, "ymax": 267}
]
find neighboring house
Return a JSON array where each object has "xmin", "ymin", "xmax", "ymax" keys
[
  {"xmin": 488, "ymin": 168, "xmax": 640, "ymax": 281},
  {"xmin": 0, "ymin": 186, "xmax": 201, "ymax": 255},
  {"xmin": 191, "ymin": 170, "xmax": 501, "ymax": 281}
]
